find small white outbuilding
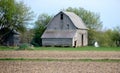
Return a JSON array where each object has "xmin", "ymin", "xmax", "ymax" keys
[{"xmin": 94, "ymin": 41, "xmax": 99, "ymax": 47}]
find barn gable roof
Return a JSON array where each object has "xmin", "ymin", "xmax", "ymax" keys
[
  {"xmin": 41, "ymin": 11, "xmax": 87, "ymax": 39},
  {"xmin": 61, "ymin": 11, "xmax": 88, "ymax": 29},
  {"xmin": 41, "ymin": 30, "xmax": 77, "ymax": 38}
]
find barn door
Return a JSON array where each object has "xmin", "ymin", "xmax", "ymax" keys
[
  {"xmin": 74, "ymin": 41, "xmax": 77, "ymax": 48},
  {"xmin": 81, "ymin": 34, "xmax": 84, "ymax": 46}
]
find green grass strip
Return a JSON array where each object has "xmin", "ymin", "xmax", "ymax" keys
[
  {"xmin": 34, "ymin": 46, "xmax": 120, "ymax": 51},
  {"xmin": 0, "ymin": 58, "xmax": 120, "ymax": 62},
  {"xmin": 0, "ymin": 46, "xmax": 120, "ymax": 51}
]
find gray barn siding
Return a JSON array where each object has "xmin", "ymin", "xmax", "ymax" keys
[
  {"xmin": 77, "ymin": 30, "xmax": 88, "ymax": 46},
  {"xmin": 47, "ymin": 13, "xmax": 76, "ymax": 30},
  {"xmin": 42, "ymin": 38, "xmax": 72, "ymax": 46},
  {"xmin": 6, "ymin": 34, "xmax": 20, "ymax": 46},
  {"xmin": 83, "ymin": 33, "xmax": 88, "ymax": 46},
  {"xmin": 13, "ymin": 35, "xmax": 20, "ymax": 46},
  {"xmin": 42, "ymin": 11, "xmax": 88, "ymax": 47}
]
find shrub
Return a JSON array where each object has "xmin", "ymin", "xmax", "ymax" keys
[{"xmin": 17, "ymin": 43, "xmax": 33, "ymax": 50}]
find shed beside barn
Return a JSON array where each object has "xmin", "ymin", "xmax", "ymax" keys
[{"xmin": 0, "ymin": 28, "xmax": 20, "ymax": 46}]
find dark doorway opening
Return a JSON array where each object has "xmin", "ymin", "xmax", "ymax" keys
[
  {"xmin": 60, "ymin": 13, "xmax": 63, "ymax": 20},
  {"xmin": 74, "ymin": 41, "xmax": 77, "ymax": 48},
  {"xmin": 81, "ymin": 34, "xmax": 84, "ymax": 46}
]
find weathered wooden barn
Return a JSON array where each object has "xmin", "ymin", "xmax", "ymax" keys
[
  {"xmin": 41, "ymin": 11, "xmax": 88, "ymax": 47},
  {"xmin": 0, "ymin": 28, "xmax": 20, "ymax": 46}
]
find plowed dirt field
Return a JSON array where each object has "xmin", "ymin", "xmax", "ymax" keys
[{"xmin": 0, "ymin": 51, "xmax": 120, "ymax": 73}]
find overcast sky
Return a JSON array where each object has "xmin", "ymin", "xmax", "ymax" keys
[{"xmin": 17, "ymin": 0, "xmax": 120, "ymax": 29}]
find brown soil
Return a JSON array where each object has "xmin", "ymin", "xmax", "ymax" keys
[
  {"xmin": 0, "ymin": 51, "xmax": 120, "ymax": 59},
  {"xmin": 0, "ymin": 61, "xmax": 120, "ymax": 73},
  {"xmin": 0, "ymin": 51, "xmax": 120, "ymax": 73}
]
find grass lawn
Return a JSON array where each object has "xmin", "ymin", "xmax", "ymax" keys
[
  {"xmin": 0, "ymin": 46, "xmax": 120, "ymax": 51},
  {"xmin": 0, "ymin": 46, "xmax": 16, "ymax": 51}
]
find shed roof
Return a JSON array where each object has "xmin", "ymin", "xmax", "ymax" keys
[
  {"xmin": 0, "ymin": 28, "xmax": 20, "ymax": 35},
  {"xmin": 41, "ymin": 30, "xmax": 77, "ymax": 38},
  {"xmin": 61, "ymin": 11, "xmax": 88, "ymax": 29}
]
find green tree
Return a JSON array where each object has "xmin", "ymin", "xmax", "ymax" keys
[
  {"xmin": 98, "ymin": 30, "xmax": 114, "ymax": 47},
  {"xmin": 65, "ymin": 7, "xmax": 103, "ymax": 45},
  {"xmin": 20, "ymin": 29, "xmax": 34, "ymax": 44},
  {"xmin": 112, "ymin": 26, "xmax": 120, "ymax": 47},
  {"xmin": 96, "ymin": 27, "xmax": 120, "ymax": 47},
  {"xmin": 31, "ymin": 14, "xmax": 52, "ymax": 46},
  {"xmin": 66, "ymin": 7, "xmax": 102, "ymax": 30},
  {"xmin": 0, "ymin": 0, "xmax": 34, "ymax": 44}
]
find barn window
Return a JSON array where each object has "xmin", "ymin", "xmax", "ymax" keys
[
  {"xmin": 67, "ymin": 24, "xmax": 69, "ymax": 29},
  {"xmin": 60, "ymin": 13, "xmax": 63, "ymax": 20}
]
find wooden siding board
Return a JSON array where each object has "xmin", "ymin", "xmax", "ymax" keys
[{"xmin": 42, "ymin": 38, "xmax": 72, "ymax": 46}]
